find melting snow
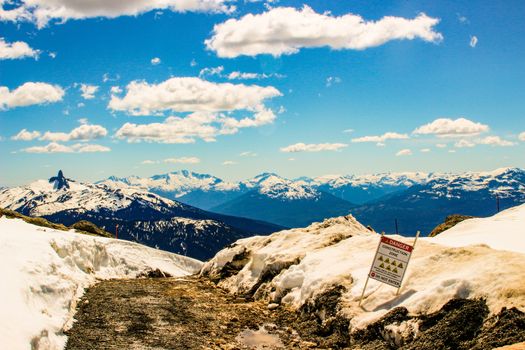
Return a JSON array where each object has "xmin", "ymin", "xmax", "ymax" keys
[
  {"xmin": 203, "ymin": 203, "xmax": 525, "ymax": 331},
  {"xmin": 0, "ymin": 217, "xmax": 202, "ymax": 350},
  {"xmin": 429, "ymin": 203, "xmax": 525, "ymax": 254}
]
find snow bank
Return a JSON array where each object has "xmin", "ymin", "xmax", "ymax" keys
[
  {"xmin": 430, "ymin": 203, "xmax": 525, "ymax": 254},
  {"xmin": 0, "ymin": 217, "xmax": 202, "ymax": 350},
  {"xmin": 202, "ymin": 205, "xmax": 525, "ymax": 331}
]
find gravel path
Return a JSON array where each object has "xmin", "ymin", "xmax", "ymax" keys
[{"xmin": 64, "ymin": 276, "xmax": 319, "ymax": 350}]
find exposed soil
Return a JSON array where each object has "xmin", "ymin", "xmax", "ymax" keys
[
  {"xmin": 65, "ymin": 276, "xmax": 525, "ymax": 350},
  {"xmin": 64, "ymin": 276, "xmax": 325, "ymax": 350}
]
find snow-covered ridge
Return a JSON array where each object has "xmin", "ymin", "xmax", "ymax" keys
[
  {"xmin": 202, "ymin": 203, "xmax": 525, "ymax": 331},
  {"xmin": 242, "ymin": 173, "xmax": 320, "ymax": 200},
  {"xmin": 0, "ymin": 217, "xmax": 202, "ymax": 350},
  {"xmin": 100, "ymin": 167, "xmax": 525, "ymax": 201},
  {"xmin": 308, "ymin": 167, "xmax": 524, "ymax": 190},
  {"xmin": 308, "ymin": 171, "xmax": 431, "ymax": 188},
  {"xmin": 0, "ymin": 178, "xmax": 185, "ymax": 217},
  {"xmin": 421, "ymin": 167, "xmax": 525, "ymax": 198},
  {"xmin": 99, "ymin": 170, "xmax": 240, "ymax": 198}
]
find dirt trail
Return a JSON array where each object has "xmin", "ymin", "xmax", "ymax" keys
[{"xmin": 64, "ymin": 276, "xmax": 321, "ymax": 350}]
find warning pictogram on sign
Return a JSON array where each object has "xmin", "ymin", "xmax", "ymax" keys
[
  {"xmin": 359, "ymin": 231, "xmax": 420, "ymax": 307},
  {"xmin": 368, "ymin": 236, "xmax": 415, "ymax": 288}
]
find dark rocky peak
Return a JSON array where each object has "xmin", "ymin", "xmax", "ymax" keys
[{"xmin": 49, "ymin": 170, "xmax": 71, "ymax": 190}]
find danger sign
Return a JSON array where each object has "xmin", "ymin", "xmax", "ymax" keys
[{"xmin": 369, "ymin": 236, "xmax": 415, "ymax": 288}]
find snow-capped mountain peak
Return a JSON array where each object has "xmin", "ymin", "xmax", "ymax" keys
[
  {"xmin": 243, "ymin": 173, "xmax": 320, "ymax": 200},
  {"xmin": 420, "ymin": 167, "xmax": 525, "ymax": 199},
  {"xmin": 99, "ymin": 170, "xmax": 239, "ymax": 197},
  {"xmin": 0, "ymin": 172, "xmax": 185, "ymax": 217},
  {"xmin": 313, "ymin": 172, "xmax": 431, "ymax": 188}
]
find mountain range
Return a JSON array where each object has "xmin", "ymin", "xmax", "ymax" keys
[
  {"xmin": 1, "ymin": 168, "xmax": 523, "ymax": 261},
  {"xmin": 100, "ymin": 167, "xmax": 525, "ymax": 234},
  {"xmin": 0, "ymin": 171, "xmax": 282, "ymax": 260}
]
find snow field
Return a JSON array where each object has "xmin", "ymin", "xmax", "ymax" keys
[{"xmin": 0, "ymin": 217, "xmax": 202, "ymax": 350}]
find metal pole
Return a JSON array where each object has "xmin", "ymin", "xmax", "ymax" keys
[
  {"xmin": 116, "ymin": 224, "xmax": 119, "ymax": 239},
  {"xmin": 396, "ymin": 230, "xmax": 420, "ymax": 295},
  {"xmin": 359, "ymin": 231, "xmax": 385, "ymax": 307}
]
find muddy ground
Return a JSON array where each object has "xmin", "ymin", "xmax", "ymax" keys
[
  {"xmin": 65, "ymin": 275, "xmax": 525, "ymax": 350},
  {"xmin": 64, "ymin": 276, "xmax": 324, "ymax": 350}
]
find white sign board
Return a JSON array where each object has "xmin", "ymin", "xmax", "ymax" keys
[{"xmin": 369, "ymin": 236, "xmax": 414, "ymax": 288}]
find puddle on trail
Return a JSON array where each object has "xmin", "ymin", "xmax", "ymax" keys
[{"xmin": 236, "ymin": 324, "xmax": 284, "ymax": 349}]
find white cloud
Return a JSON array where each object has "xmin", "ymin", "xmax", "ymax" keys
[
  {"xmin": 102, "ymin": 73, "xmax": 120, "ymax": 83},
  {"xmin": 78, "ymin": 118, "xmax": 89, "ymax": 125},
  {"xmin": 23, "ymin": 142, "xmax": 73, "ymax": 154},
  {"xmin": 115, "ymin": 107, "xmax": 275, "ymax": 144},
  {"xmin": 227, "ymin": 71, "xmax": 284, "ymax": 80},
  {"xmin": 420, "ymin": 148, "xmax": 431, "ymax": 153},
  {"xmin": 199, "ymin": 65, "xmax": 224, "ymax": 78},
  {"xmin": 0, "ymin": 82, "xmax": 64, "ymax": 109},
  {"xmin": 222, "ymin": 160, "xmax": 237, "ymax": 165},
  {"xmin": 151, "ymin": 57, "xmax": 161, "ymax": 65},
  {"xmin": 343, "ymin": 129, "xmax": 354, "ymax": 134},
  {"xmin": 396, "ymin": 149, "xmax": 412, "ymax": 156},
  {"xmin": 40, "ymin": 124, "xmax": 108, "ymax": 142},
  {"xmin": 190, "ymin": 58, "xmax": 197, "ymax": 67},
  {"xmin": 436, "ymin": 143, "xmax": 447, "ymax": 148},
  {"xmin": 78, "ymin": 84, "xmax": 99, "ymax": 99},
  {"xmin": 470, "ymin": 35, "xmax": 478, "ymax": 48},
  {"xmin": 110, "ymin": 86, "xmax": 122, "ymax": 94},
  {"xmin": 164, "ymin": 157, "xmax": 200, "ymax": 164},
  {"xmin": 0, "ymin": 0, "xmax": 234, "ymax": 28},
  {"xmin": 115, "ymin": 114, "xmax": 218, "ymax": 144},
  {"xmin": 280, "ymin": 142, "xmax": 348, "ymax": 153},
  {"xmin": 351, "ymin": 132, "xmax": 409, "ymax": 143},
  {"xmin": 454, "ymin": 139, "xmax": 476, "ymax": 148},
  {"xmin": 199, "ymin": 67, "xmax": 284, "ymax": 80},
  {"xmin": 449, "ymin": 149, "xmax": 456, "ymax": 153},
  {"xmin": 477, "ymin": 136, "xmax": 515, "ymax": 147},
  {"xmin": 0, "ymin": 37, "xmax": 39, "ymax": 60},
  {"xmin": 326, "ymin": 76, "xmax": 342, "ymax": 87},
  {"xmin": 240, "ymin": 151, "xmax": 257, "ymax": 157},
  {"xmin": 206, "ymin": 6, "xmax": 443, "ymax": 58},
  {"xmin": 413, "ymin": 117, "xmax": 489, "ymax": 138},
  {"xmin": 75, "ymin": 144, "xmax": 111, "ymax": 153},
  {"xmin": 11, "ymin": 129, "xmax": 41, "ymax": 141},
  {"xmin": 22, "ymin": 142, "xmax": 110, "ymax": 153},
  {"xmin": 519, "ymin": 132, "xmax": 525, "ymax": 142},
  {"xmin": 108, "ymin": 77, "xmax": 281, "ymax": 116},
  {"xmin": 454, "ymin": 136, "xmax": 515, "ymax": 148},
  {"xmin": 141, "ymin": 160, "xmax": 157, "ymax": 165}
]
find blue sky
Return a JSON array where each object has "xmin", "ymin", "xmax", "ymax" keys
[{"xmin": 1, "ymin": 0, "xmax": 524, "ymax": 186}]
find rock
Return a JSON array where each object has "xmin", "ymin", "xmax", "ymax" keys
[
  {"xmin": 268, "ymin": 303, "xmax": 279, "ymax": 310},
  {"xmin": 49, "ymin": 170, "xmax": 71, "ymax": 191}
]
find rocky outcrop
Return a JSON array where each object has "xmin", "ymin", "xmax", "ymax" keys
[{"xmin": 429, "ymin": 214, "xmax": 474, "ymax": 237}]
